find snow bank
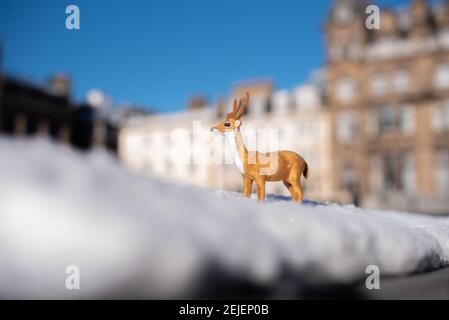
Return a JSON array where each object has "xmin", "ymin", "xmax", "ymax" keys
[{"xmin": 0, "ymin": 138, "xmax": 448, "ymax": 298}]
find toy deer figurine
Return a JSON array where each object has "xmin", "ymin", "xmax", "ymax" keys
[{"xmin": 211, "ymin": 92, "xmax": 308, "ymax": 202}]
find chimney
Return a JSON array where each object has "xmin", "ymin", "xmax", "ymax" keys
[
  {"xmin": 187, "ymin": 95, "xmax": 207, "ymax": 110},
  {"xmin": 48, "ymin": 73, "xmax": 71, "ymax": 97}
]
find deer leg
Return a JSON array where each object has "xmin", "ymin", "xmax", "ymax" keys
[
  {"xmin": 255, "ymin": 178, "xmax": 266, "ymax": 202},
  {"xmin": 283, "ymin": 180, "xmax": 294, "ymax": 198},
  {"xmin": 291, "ymin": 179, "xmax": 303, "ymax": 203},
  {"xmin": 242, "ymin": 176, "xmax": 253, "ymax": 198}
]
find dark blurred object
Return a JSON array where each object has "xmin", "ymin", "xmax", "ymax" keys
[
  {"xmin": 187, "ymin": 95, "xmax": 207, "ymax": 110},
  {"xmin": 0, "ymin": 75, "xmax": 117, "ymax": 152},
  {"xmin": 47, "ymin": 74, "xmax": 71, "ymax": 97}
]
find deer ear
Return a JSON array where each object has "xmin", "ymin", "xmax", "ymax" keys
[{"xmin": 234, "ymin": 120, "xmax": 241, "ymax": 128}]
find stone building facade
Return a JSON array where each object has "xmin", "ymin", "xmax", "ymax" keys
[{"xmin": 325, "ymin": 0, "xmax": 449, "ymax": 212}]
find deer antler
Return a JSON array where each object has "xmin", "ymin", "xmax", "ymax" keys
[
  {"xmin": 226, "ymin": 92, "xmax": 250, "ymax": 120},
  {"xmin": 234, "ymin": 92, "xmax": 250, "ymax": 119},
  {"xmin": 232, "ymin": 99, "xmax": 237, "ymax": 114}
]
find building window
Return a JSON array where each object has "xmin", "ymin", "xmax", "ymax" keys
[
  {"xmin": 336, "ymin": 77, "xmax": 355, "ymax": 102},
  {"xmin": 433, "ymin": 100, "xmax": 449, "ymax": 132},
  {"xmin": 383, "ymin": 154, "xmax": 396, "ymax": 190},
  {"xmin": 271, "ymin": 90, "xmax": 291, "ymax": 114},
  {"xmin": 249, "ymin": 97, "xmax": 268, "ymax": 116},
  {"xmin": 436, "ymin": 150, "xmax": 449, "ymax": 196},
  {"xmin": 372, "ymin": 73, "xmax": 387, "ymax": 96},
  {"xmin": 345, "ymin": 41, "xmax": 360, "ymax": 60},
  {"xmin": 393, "ymin": 70, "xmax": 409, "ymax": 93},
  {"xmin": 434, "ymin": 63, "xmax": 449, "ymax": 89},
  {"xmin": 337, "ymin": 111, "xmax": 358, "ymax": 143},
  {"xmin": 329, "ymin": 43, "xmax": 343, "ymax": 61},
  {"xmin": 378, "ymin": 105, "xmax": 415, "ymax": 134},
  {"xmin": 379, "ymin": 152, "xmax": 414, "ymax": 193},
  {"xmin": 379, "ymin": 106, "xmax": 395, "ymax": 133},
  {"xmin": 341, "ymin": 165, "xmax": 357, "ymax": 192},
  {"xmin": 294, "ymin": 85, "xmax": 320, "ymax": 110},
  {"xmin": 334, "ymin": 5, "xmax": 354, "ymax": 24}
]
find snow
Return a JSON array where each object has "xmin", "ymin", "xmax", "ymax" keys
[{"xmin": 0, "ymin": 137, "xmax": 448, "ymax": 298}]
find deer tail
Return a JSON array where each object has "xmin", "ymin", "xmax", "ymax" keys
[{"xmin": 303, "ymin": 162, "xmax": 309, "ymax": 179}]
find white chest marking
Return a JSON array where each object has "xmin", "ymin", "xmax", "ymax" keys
[{"xmin": 224, "ymin": 131, "xmax": 244, "ymax": 174}]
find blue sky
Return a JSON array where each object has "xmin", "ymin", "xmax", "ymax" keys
[{"xmin": 1, "ymin": 0, "xmax": 412, "ymax": 112}]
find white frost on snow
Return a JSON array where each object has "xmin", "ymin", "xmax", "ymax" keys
[{"xmin": 0, "ymin": 138, "xmax": 449, "ymax": 298}]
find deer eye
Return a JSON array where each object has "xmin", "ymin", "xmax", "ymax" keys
[{"xmin": 224, "ymin": 122, "xmax": 231, "ymax": 127}]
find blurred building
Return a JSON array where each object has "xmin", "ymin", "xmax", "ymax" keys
[
  {"xmin": 325, "ymin": 0, "xmax": 449, "ymax": 213},
  {"xmin": 119, "ymin": 106, "xmax": 217, "ymax": 188},
  {"xmin": 119, "ymin": 80, "xmax": 337, "ymax": 201},
  {"xmin": 0, "ymin": 75, "xmax": 120, "ymax": 152}
]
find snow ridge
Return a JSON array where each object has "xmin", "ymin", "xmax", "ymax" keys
[{"xmin": 0, "ymin": 138, "xmax": 448, "ymax": 298}]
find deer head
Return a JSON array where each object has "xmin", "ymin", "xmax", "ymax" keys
[{"xmin": 211, "ymin": 92, "xmax": 250, "ymax": 133}]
